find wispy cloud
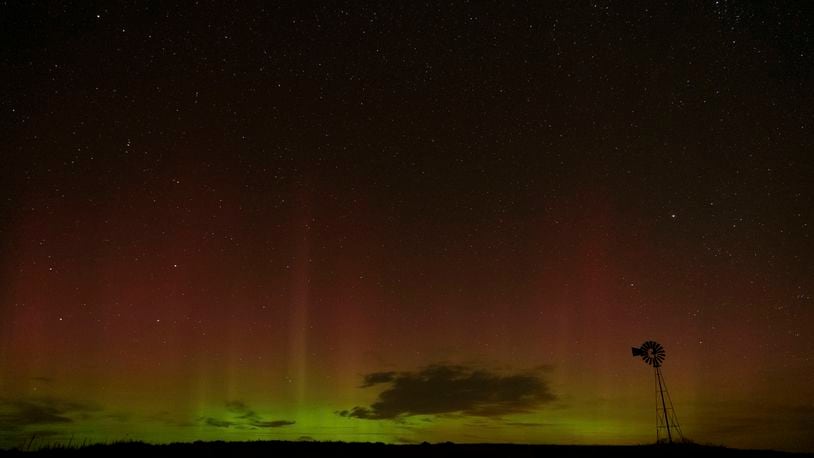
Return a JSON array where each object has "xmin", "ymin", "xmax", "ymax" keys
[
  {"xmin": 203, "ymin": 417, "xmax": 234, "ymax": 428},
  {"xmin": 200, "ymin": 401, "xmax": 295, "ymax": 429},
  {"xmin": 251, "ymin": 420, "xmax": 296, "ymax": 428},
  {"xmin": 0, "ymin": 397, "xmax": 100, "ymax": 431}
]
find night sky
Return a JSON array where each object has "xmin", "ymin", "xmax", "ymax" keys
[{"xmin": 2, "ymin": 1, "xmax": 813, "ymax": 452}]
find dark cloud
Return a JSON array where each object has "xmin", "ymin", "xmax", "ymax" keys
[
  {"xmin": 0, "ymin": 397, "xmax": 100, "ymax": 430},
  {"xmin": 200, "ymin": 401, "xmax": 295, "ymax": 429},
  {"xmin": 360, "ymin": 372, "xmax": 397, "ymax": 388},
  {"xmin": 341, "ymin": 364, "xmax": 555, "ymax": 420}
]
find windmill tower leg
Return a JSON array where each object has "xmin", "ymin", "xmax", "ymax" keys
[
  {"xmin": 654, "ymin": 368, "xmax": 659, "ymax": 442},
  {"xmin": 656, "ymin": 367, "xmax": 672, "ymax": 443}
]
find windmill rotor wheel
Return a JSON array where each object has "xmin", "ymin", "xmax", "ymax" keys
[{"xmin": 636, "ymin": 340, "xmax": 666, "ymax": 367}]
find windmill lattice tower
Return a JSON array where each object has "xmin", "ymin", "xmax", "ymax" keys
[{"xmin": 631, "ymin": 340, "xmax": 684, "ymax": 444}]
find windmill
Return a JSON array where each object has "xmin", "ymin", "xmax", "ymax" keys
[{"xmin": 631, "ymin": 340, "xmax": 684, "ymax": 443}]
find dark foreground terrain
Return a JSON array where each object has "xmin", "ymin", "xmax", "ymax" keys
[{"xmin": 1, "ymin": 441, "xmax": 811, "ymax": 458}]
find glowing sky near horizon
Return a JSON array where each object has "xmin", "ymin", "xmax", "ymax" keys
[{"xmin": 1, "ymin": 2, "xmax": 813, "ymax": 453}]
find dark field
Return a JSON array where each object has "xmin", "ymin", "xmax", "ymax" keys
[{"xmin": 1, "ymin": 441, "xmax": 811, "ymax": 458}]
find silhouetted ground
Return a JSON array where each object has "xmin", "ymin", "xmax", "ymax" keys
[{"xmin": 1, "ymin": 441, "xmax": 812, "ymax": 458}]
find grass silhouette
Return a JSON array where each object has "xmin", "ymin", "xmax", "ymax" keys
[{"xmin": 1, "ymin": 440, "xmax": 810, "ymax": 457}]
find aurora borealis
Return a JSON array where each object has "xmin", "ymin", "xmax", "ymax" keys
[{"xmin": 2, "ymin": 2, "xmax": 813, "ymax": 453}]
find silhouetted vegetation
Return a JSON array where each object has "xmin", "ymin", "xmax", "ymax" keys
[{"xmin": 0, "ymin": 440, "xmax": 810, "ymax": 457}]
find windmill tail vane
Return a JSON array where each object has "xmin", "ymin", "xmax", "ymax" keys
[{"xmin": 631, "ymin": 340, "xmax": 685, "ymax": 444}]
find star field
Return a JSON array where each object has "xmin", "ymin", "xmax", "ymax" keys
[{"xmin": 1, "ymin": 1, "xmax": 813, "ymax": 453}]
